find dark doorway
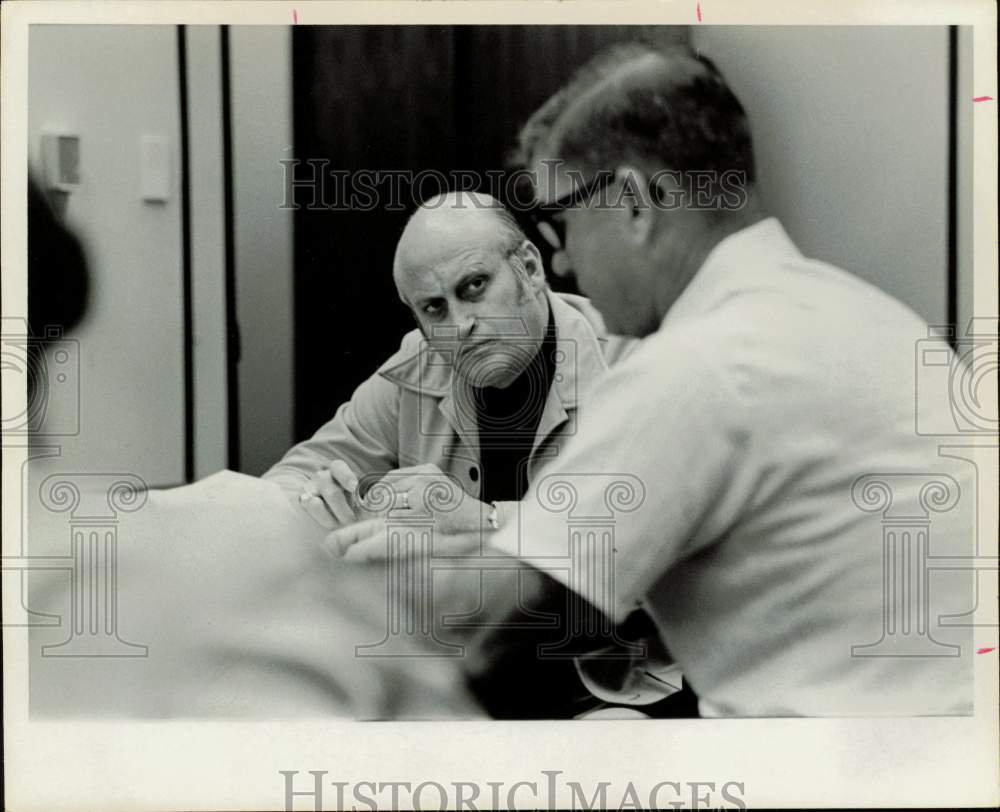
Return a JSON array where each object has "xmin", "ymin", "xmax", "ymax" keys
[{"xmin": 291, "ymin": 25, "xmax": 688, "ymax": 440}]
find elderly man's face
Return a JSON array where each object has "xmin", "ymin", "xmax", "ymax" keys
[{"xmin": 396, "ymin": 239, "xmax": 549, "ymax": 389}]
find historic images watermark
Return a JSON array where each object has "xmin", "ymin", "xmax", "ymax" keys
[
  {"xmin": 280, "ymin": 770, "xmax": 748, "ymax": 811},
  {"xmin": 278, "ymin": 159, "xmax": 750, "ymax": 214}
]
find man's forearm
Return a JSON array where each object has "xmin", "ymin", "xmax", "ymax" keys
[{"xmin": 436, "ymin": 561, "xmax": 634, "ymax": 718}]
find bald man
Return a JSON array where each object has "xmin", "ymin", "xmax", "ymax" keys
[
  {"xmin": 263, "ymin": 192, "xmax": 645, "ymax": 718},
  {"xmin": 264, "ymin": 192, "xmax": 632, "ymax": 537}
]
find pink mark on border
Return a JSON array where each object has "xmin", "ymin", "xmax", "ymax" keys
[
  {"xmin": 977, "ymin": 647, "xmax": 996, "ymax": 655},
  {"xmin": 293, "ymin": 9, "xmax": 298, "ymax": 24},
  {"xmin": 697, "ymin": 3, "xmax": 702, "ymax": 22},
  {"xmin": 973, "ymin": 96, "xmax": 992, "ymax": 103}
]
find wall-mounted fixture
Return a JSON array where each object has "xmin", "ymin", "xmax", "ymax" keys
[{"xmin": 40, "ymin": 131, "xmax": 81, "ymax": 194}]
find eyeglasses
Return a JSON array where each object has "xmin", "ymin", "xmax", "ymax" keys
[{"xmin": 529, "ymin": 171, "xmax": 614, "ymax": 251}]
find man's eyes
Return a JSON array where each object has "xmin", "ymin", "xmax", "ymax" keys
[
  {"xmin": 459, "ymin": 276, "xmax": 489, "ymax": 299},
  {"xmin": 419, "ymin": 276, "xmax": 489, "ymax": 318}
]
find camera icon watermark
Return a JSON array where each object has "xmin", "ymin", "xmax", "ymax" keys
[
  {"xmin": 1, "ymin": 316, "xmax": 80, "ymax": 437},
  {"xmin": 915, "ymin": 317, "xmax": 998, "ymax": 436}
]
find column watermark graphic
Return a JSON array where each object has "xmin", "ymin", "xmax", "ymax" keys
[
  {"xmin": 900, "ymin": 316, "xmax": 1000, "ymax": 641},
  {"xmin": 534, "ymin": 472, "xmax": 647, "ymax": 658},
  {"xmin": 851, "ymin": 473, "xmax": 963, "ymax": 657},
  {"xmin": 845, "ymin": 317, "xmax": 1000, "ymax": 656},
  {"xmin": 352, "ymin": 472, "xmax": 648, "ymax": 661},
  {"xmin": 3, "ymin": 318, "xmax": 150, "ymax": 656},
  {"xmin": 354, "ymin": 471, "xmax": 465, "ymax": 658},
  {"xmin": 37, "ymin": 473, "xmax": 149, "ymax": 657}
]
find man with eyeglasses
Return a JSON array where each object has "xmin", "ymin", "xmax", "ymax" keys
[{"xmin": 333, "ymin": 43, "xmax": 973, "ymax": 717}]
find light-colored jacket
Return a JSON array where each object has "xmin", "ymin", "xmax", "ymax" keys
[{"xmin": 263, "ymin": 290, "xmax": 635, "ymax": 521}]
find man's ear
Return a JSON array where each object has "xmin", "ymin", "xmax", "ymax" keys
[
  {"xmin": 518, "ymin": 239, "xmax": 548, "ymax": 293},
  {"xmin": 615, "ymin": 165, "xmax": 655, "ymax": 244}
]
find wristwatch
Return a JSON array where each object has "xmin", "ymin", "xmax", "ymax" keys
[{"xmin": 486, "ymin": 501, "xmax": 501, "ymax": 531}]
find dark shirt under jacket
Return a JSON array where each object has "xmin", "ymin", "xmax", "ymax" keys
[
  {"xmin": 473, "ymin": 305, "xmax": 557, "ymax": 503},
  {"xmin": 465, "ymin": 303, "xmax": 699, "ymax": 719},
  {"xmin": 468, "ymin": 306, "xmax": 604, "ymax": 718}
]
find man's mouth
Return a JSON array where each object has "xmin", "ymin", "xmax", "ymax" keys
[{"xmin": 459, "ymin": 338, "xmax": 500, "ymax": 357}]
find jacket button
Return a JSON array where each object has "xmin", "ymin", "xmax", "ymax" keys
[{"xmin": 469, "ymin": 466, "xmax": 479, "ymax": 482}]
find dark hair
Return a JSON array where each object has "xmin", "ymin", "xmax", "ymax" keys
[
  {"xmin": 512, "ymin": 42, "xmax": 657, "ymax": 170},
  {"xmin": 522, "ymin": 43, "xmax": 755, "ymax": 184},
  {"xmin": 28, "ymin": 175, "xmax": 90, "ymax": 335}
]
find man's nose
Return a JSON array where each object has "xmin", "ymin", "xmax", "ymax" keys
[
  {"xmin": 451, "ymin": 306, "xmax": 477, "ymax": 339},
  {"xmin": 550, "ymin": 249, "xmax": 574, "ymax": 279}
]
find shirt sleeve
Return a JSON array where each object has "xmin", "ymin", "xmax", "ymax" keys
[
  {"xmin": 488, "ymin": 334, "xmax": 747, "ymax": 623},
  {"xmin": 261, "ymin": 371, "xmax": 402, "ymax": 494}
]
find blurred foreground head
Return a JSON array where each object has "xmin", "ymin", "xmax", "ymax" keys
[{"xmin": 28, "ymin": 175, "xmax": 90, "ymax": 337}]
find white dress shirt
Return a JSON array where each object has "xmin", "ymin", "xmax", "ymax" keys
[{"xmin": 490, "ymin": 218, "xmax": 974, "ymax": 717}]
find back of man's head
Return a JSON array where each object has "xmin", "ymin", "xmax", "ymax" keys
[
  {"xmin": 521, "ymin": 43, "xmax": 755, "ymax": 188},
  {"xmin": 515, "ymin": 44, "xmax": 760, "ymax": 336}
]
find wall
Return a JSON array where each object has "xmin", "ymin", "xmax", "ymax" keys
[
  {"xmin": 187, "ymin": 25, "xmax": 230, "ymax": 480},
  {"xmin": 691, "ymin": 25, "xmax": 951, "ymax": 326},
  {"xmin": 955, "ymin": 26, "xmax": 974, "ymax": 335},
  {"xmin": 28, "ymin": 25, "xmax": 185, "ymax": 487},
  {"xmin": 231, "ymin": 26, "xmax": 295, "ymax": 475}
]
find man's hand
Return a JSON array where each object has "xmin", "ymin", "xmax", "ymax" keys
[
  {"xmin": 324, "ymin": 462, "xmax": 491, "ymax": 559},
  {"xmin": 297, "ymin": 459, "xmax": 361, "ymax": 528},
  {"xmin": 324, "ymin": 518, "xmax": 483, "ymax": 562},
  {"xmin": 358, "ymin": 463, "xmax": 492, "ymax": 534}
]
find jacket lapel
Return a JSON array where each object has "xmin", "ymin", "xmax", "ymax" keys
[
  {"xmin": 379, "ymin": 290, "xmax": 614, "ymax": 461},
  {"xmin": 534, "ymin": 292, "xmax": 613, "ymax": 453}
]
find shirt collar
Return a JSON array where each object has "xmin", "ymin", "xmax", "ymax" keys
[{"xmin": 660, "ymin": 217, "xmax": 801, "ymax": 329}]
